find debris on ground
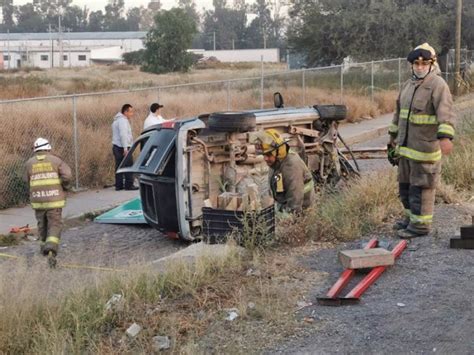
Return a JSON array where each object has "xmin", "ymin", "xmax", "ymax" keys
[
  {"xmin": 246, "ymin": 268, "xmax": 262, "ymax": 277},
  {"xmin": 105, "ymin": 294, "xmax": 124, "ymax": 312},
  {"xmin": 225, "ymin": 308, "xmax": 239, "ymax": 321},
  {"xmin": 125, "ymin": 323, "xmax": 142, "ymax": 338},
  {"xmin": 296, "ymin": 300, "xmax": 313, "ymax": 310},
  {"xmin": 152, "ymin": 335, "xmax": 171, "ymax": 351}
]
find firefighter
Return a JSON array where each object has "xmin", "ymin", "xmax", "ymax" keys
[
  {"xmin": 388, "ymin": 43, "xmax": 456, "ymax": 238},
  {"xmin": 25, "ymin": 138, "xmax": 72, "ymax": 265},
  {"xmin": 253, "ymin": 129, "xmax": 315, "ymax": 214}
]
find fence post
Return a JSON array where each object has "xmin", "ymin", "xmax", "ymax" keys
[
  {"xmin": 260, "ymin": 55, "xmax": 264, "ymax": 109},
  {"xmin": 302, "ymin": 69, "xmax": 306, "ymax": 105},
  {"xmin": 227, "ymin": 81, "xmax": 231, "ymax": 110},
  {"xmin": 340, "ymin": 64, "xmax": 344, "ymax": 104},
  {"xmin": 72, "ymin": 95, "xmax": 79, "ymax": 190},
  {"xmin": 445, "ymin": 51, "xmax": 449, "ymax": 82},
  {"xmin": 371, "ymin": 60, "xmax": 374, "ymax": 102},
  {"xmin": 398, "ymin": 58, "xmax": 401, "ymax": 90}
]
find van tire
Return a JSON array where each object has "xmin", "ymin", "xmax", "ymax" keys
[
  {"xmin": 314, "ymin": 105, "xmax": 347, "ymax": 121},
  {"xmin": 208, "ymin": 112, "xmax": 257, "ymax": 132}
]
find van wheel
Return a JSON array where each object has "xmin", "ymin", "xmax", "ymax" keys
[
  {"xmin": 208, "ymin": 112, "xmax": 257, "ymax": 133},
  {"xmin": 314, "ymin": 105, "xmax": 347, "ymax": 121}
]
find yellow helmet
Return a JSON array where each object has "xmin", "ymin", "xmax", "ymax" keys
[
  {"xmin": 407, "ymin": 42, "xmax": 437, "ymax": 64},
  {"xmin": 251, "ymin": 129, "xmax": 288, "ymax": 159}
]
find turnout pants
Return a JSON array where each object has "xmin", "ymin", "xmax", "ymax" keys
[
  {"xmin": 398, "ymin": 158, "xmax": 441, "ymax": 234},
  {"xmin": 113, "ymin": 145, "xmax": 134, "ymax": 189},
  {"xmin": 35, "ymin": 208, "xmax": 63, "ymax": 255}
]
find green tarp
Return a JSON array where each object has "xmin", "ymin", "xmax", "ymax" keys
[{"xmin": 95, "ymin": 197, "xmax": 147, "ymax": 224}]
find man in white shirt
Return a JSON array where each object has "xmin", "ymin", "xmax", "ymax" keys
[
  {"xmin": 143, "ymin": 102, "xmax": 165, "ymax": 129},
  {"xmin": 112, "ymin": 104, "xmax": 138, "ymax": 191}
]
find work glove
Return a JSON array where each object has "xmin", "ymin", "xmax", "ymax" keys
[{"xmin": 387, "ymin": 144, "xmax": 399, "ymax": 166}]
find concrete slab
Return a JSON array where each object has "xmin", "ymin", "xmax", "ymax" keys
[{"xmin": 0, "ymin": 187, "xmax": 138, "ymax": 234}]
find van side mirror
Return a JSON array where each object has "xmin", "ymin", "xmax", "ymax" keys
[{"xmin": 273, "ymin": 92, "xmax": 284, "ymax": 108}]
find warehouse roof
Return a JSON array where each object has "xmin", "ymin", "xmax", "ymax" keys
[{"xmin": 0, "ymin": 32, "xmax": 146, "ymax": 41}]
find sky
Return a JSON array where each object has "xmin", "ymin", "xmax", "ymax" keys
[{"xmin": 12, "ymin": 1, "xmax": 228, "ymax": 12}]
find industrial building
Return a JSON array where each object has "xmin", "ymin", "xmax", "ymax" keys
[
  {"xmin": 0, "ymin": 31, "xmax": 280, "ymax": 70},
  {"xmin": 0, "ymin": 31, "xmax": 146, "ymax": 69}
]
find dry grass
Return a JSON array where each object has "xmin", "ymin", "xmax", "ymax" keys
[
  {"xmin": 0, "ymin": 244, "xmax": 318, "ymax": 353},
  {"xmin": 276, "ymin": 171, "xmax": 401, "ymax": 244},
  {"xmin": 442, "ymin": 109, "xmax": 474, "ymax": 193},
  {"xmin": 0, "ymin": 77, "xmax": 397, "ymax": 208}
]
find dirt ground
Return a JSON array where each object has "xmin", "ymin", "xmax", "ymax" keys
[{"xmin": 267, "ymin": 202, "xmax": 474, "ymax": 354}]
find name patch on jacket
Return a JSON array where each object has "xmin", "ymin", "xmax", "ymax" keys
[{"xmin": 32, "ymin": 190, "xmax": 60, "ymax": 198}]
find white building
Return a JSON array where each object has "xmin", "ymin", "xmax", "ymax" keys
[
  {"xmin": 190, "ymin": 48, "xmax": 280, "ymax": 63},
  {"xmin": 0, "ymin": 31, "xmax": 146, "ymax": 69}
]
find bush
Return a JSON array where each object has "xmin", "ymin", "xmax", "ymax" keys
[
  {"xmin": 122, "ymin": 50, "xmax": 145, "ymax": 66},
  {"xmin": 442, "ymin": 111, "xmax": 474, "ymax": 192}
]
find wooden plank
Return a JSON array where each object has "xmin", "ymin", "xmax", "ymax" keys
[{"xmin": 338, "ymin": 248, "xmax": 395, "ymax": 269}]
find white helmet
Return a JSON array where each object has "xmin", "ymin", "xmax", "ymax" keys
[{"xmin": 34, "ymin": 138, "xmax": 52, "ymax": 152}]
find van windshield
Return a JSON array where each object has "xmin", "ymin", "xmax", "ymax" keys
[{"xmin": 117, "ymin": 129, "xmax": 177, "ymax": 176}]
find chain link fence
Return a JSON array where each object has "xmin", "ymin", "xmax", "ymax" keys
[{"xmin": 3, "ymin": 56, "xmax": 457, "ymax": 209}]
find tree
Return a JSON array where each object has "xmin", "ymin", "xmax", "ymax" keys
[
  {"xmin": 15, "ymin": 3, "xmax": 46, "ymax": 32},
  {"xmin": 0, "ymin": 0, "xmax": 15, "ymax": 31},
  {"xmin": 62, "ymin": 5, "xmax": 88, "ymax": 32},
  {"xmin": 126, "ymin": 6, "xmax": 142, "ymax": 31},
  {"xmin": 87, "ymin": 10, "xmax": 104, "ymax": 31},
  {"xmin": 142, "ymin": 8, "xmax": 197, "ymax": 74},
  {"xmin": 104, "ymin": 0, "xmax": 127, "ymax": 31},
  {"xmin": 140, "ymin": 1, "xmax": 161, "ymax": 30},
  {"xmin": 202, "ymin": 0, "xmax": 247, "ymax": 50},
  {"xmin": 287, "ymin": 0, "xmax": 471, "ymax": 66},
  {"xmin": 245, "ymin": 0, "xmax": 280, "ymax": 49}
]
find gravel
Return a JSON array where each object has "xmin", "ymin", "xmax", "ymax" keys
[{"xmin": 268, "ymin": 203, "xmax": 474, "ymax": 354}]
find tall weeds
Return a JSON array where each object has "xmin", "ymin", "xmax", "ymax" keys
[
  {"xmin": 442, "ymin": 110, "xmax": 474, "ymax": 192},
  {"xmin": 276, "ymin": 171, "xmax": 400, "ymax": 243}
]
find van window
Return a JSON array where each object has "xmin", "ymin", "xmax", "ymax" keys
[{"xmin": 117, "ymin": 129, "xmax": 177, "ymax": 176}]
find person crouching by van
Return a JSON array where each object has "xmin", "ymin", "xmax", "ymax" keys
[
  {"xmin": 253, "ymin": 129, "xmax": 315, "ymax": 214},
  {"xmin": 112, "ymin": 104, "xmax": 138, "ymax": 191},
  {"xmin": 25, "ymin": 138, "xmax": 72, "ymax": 262},
  {"xmin": 143, "ymin": 102, "xmax": 165, "ymax": 130}
]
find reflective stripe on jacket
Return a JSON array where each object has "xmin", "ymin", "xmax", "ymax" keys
[
  {"xmin": 25, "ymin": 153, "xmax": 72, "ymax": 210},
  {"xmin": 389, "ymin": 70, "xmax": 456, "ymax": 163},
  {"xmin": 269, "ymin": 151, "xmax": 315, "ymax": 213}
]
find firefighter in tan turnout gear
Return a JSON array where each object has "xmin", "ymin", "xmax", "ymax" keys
[
  {"xmin": 254, "ymin": 129, "xmax": 315, "ymax": 214},
  {"xmin": 389, "ymin": 43, "xmax": 456, "ymax": 238},
  {"xmin": 25, "ymin": 138, "xmax": 72, "ymax": 266}
]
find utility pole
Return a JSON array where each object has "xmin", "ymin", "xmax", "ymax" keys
[
  {"xmin": 68, "ymin": 29, "xmax": 71, "ymax": 68},
  {"xmin": 59, "ymin": 15, "xmax": 64, "ymax": 68},
  {"xmin": 454, "ymin": 0, "xmax": 462, "ymax": 95},
  {"xmin": 6, "ymin": 29, "xmax": 10, "ymax": 70},
  {"xmin": 213, "ymin": 31, "xmax": 216, "ymax": 51},
  {"xmin": 232, "ymin": 39, "xmax": 235, "ymax": 50},
  {"xmin": 48, "ymin": 24, "xmax": 54, "ymax": 68},
  {"xmin": 263, "ymin": 34, "xmax": 266, "ymax": 49}
]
